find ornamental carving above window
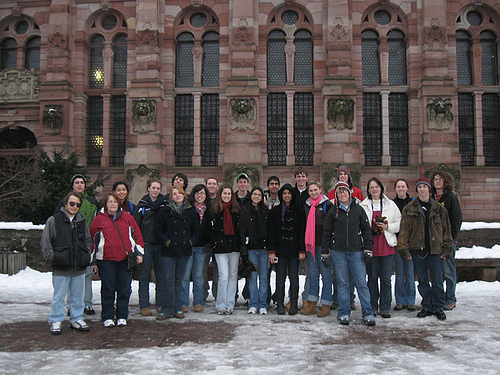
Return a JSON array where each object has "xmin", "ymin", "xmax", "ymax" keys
[
  {"xmin": 43, "ymin": 105, "xmax": 63, "ymax": 135},
  {"xmin": 327, "ymin": 98, "xmax": 355, "ymax": 130},
  {"xmin": 427, "ymin": 98, "xmax": 453, "ymax": 130},
  {"xmin": 229, "ymin": 98, "xmax": 256, "ymax": 130},
  {"xmin": 132, "ymin": 98, "xmax": 156, "ymax": 133}
]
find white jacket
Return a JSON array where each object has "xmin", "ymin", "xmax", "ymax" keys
[{"xmin": 360, "ymin": 194, "xmax": 401, "ymax": 247}]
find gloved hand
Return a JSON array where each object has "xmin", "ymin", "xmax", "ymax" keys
[
  {"xmin": 321, "ymin": 253, "xmax": 331, "ymax": 268},
  {"xmin": 363, "ymin": 249, "xmax": 373, "ymax": 264}
]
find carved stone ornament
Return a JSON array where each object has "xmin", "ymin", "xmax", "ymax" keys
[
  {"xmin": 48, "ymin": 31, "xmax": 67, "ymax": 50},
  {"xmin": 43, "ymin": 105, "xmax": 63, "ymax": 136},
  {"xmin": 229, "ymin": 98, "xmax": 256, "ymax": 130},
  {"xmin": 327, "ymin": 98, "xmax": 355, "ymax": 130},
  {"xmin": 136, "ymin": 29, "xmax": 158, "ymax": 47},
  {"xmin": 132, "ymin": 98, "xmax": 156, "ymax": 133},
  {"xmin": 191, "ymin": 0, "xmax": 203, "ymax": 7},
  {"xmin": 0, "ymin": 68, "xmax": 39, "ymax": 103},
  {"xmin": 427, "ymin": 98, "xmax": 453, "ymax": 130},
  {"xmin": 232, "ymin": 18, "xmax": 254, "ymax": 48}
]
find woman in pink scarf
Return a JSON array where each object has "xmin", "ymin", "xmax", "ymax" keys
[{"xmin": 300, "ymin": 181, "xmax": 334, "ymax": 317}]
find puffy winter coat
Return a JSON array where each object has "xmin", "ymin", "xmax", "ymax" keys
[{"xmin": 359, "ymin": 194, "xmax": 401, "ymax": 247}]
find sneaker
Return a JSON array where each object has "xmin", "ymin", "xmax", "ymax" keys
[
  {"xmin": 174, "ymin": 312, "xmax": 185, "ymax": 319},
  {"xmin": 225, "ymin": 309, "xmax": 234, "ymax": 315},
  {"xmin": 444, "ymin": 302, "xmax": 456, "ymax": 311},
  {"xmin": 417, "ymin": 309, "xmax": 434, "ymax": 318},
  {"xmin": 182, "ymin": 306, "xmax": 188, "ymax": 313},
  {"xmin": 141, "ymin": 307, "xmax": 152, "ymax": 316},
  {"xmin": 84, "ymin": 306, "xmax": 96, "ymax": 315},
  {"xmin": 381, "ymin": 311, "xmax": 391, "ymax": 318},
  {"xmin": 116, "ymin": 319, "xmax": 127, "ymax": 326},
  {"xmin": 70, "ymin": 319, "xmax": 90, "ymax": 331},
  {"xmin": 217, "ymin": 309, "xmax": 226, "ymax": 315},
  {"xmin": 259, "ymin": 308, "xmax": 268, "ymax": 315},
  {"xmin": 156, "ymin": 313, "xmax": 172, "ymax": 321},
  {"xmin": 103, "ymin": 319, "xmax": 115, "ymax": 328},
  {"xmin": 394, "ymin": 304, "xmax": 405, "ymax": 311},
  {"xmin": 247, "ymin": 307, "xmax": 257, "ymax": 314},
  {"xmin": 406, "ymin": 304, "xmax": 416, "ymax": 311},
  {"xmin": 50, "ymin": 321, "xmax": 62, "ymax": 335},
  {"xmin": 363, "ymin": 317, "xmax": 376, "ymax": 327},
  {"xmin": 435, "ymin": 310, "xmax": 447, "ymax": 321},
  {"xmin": 338, "ymin": 316, "xmax": 350, "ymax": 326},
  {"xmin": 194, "ymin": 305, "xmax": 204, "ymax": 313}
]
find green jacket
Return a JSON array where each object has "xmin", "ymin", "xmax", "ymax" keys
[{"xmin": 397, "ymin": 198, "xmax": 453, "ymax": 260}]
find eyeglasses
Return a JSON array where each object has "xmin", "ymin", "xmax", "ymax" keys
[
  {"xmin": 434, "ymin": 178, "xmax": 444, "ymax": 182},
  {"xmin": 68, "ymin": 202, "xmax": 81, "ymax": 207},
  {"xmin": 337, "ymin": 189, "xmax": 349, "ymax": 194},
  {"xmin": 252, "ymin": 193, "xmax": 262, "ymax": 197}
]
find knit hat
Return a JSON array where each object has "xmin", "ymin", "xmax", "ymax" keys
[
  {"xmin": 71, "ymin": 174, "xmax": 86, "ymax": 186},
  {"xmin": 415, "ymin": 176, "xmax": 431, "ymax": 191},
  {"xmin": 334, "ymin": 181, "xmax": 351, "ymax": 197},
  {"xmin": 336, "ymin": 165, "xmax": 351, "ymax": 178}
]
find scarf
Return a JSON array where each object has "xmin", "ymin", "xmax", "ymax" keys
[
  {"xmin": 281, "ymin": 203, "xmax": 288, "ymax": 224},
  {"xmin": 222, "ymin": 201, "xmax": 234, "ymax": 235},
  {"xmin": 170, "ymin": 199, "xmax": 187, "ymax": 214},
  {"xmin": 305, "ymin": 195, "xmax": 323, "ymax": 257},
  {"xmin": 194, "ymin": 202, "xmax": 207, "ymax": 222}
]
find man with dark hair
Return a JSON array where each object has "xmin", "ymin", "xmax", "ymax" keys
[
  {"xmin": 172, "ymin": 173, "xmax": 189, "ymax": 191},
  {"xmin": 292, "ymin": 167, "xmax": 309, "ymax": 210},
  {"xmin": 205, "ymin": 177, "xmax": 219, "ymax": 202},
  {"xmin": 204, "ymin": 177, "xmax": 219, "ymax": 299},
  {"xmin": 264, "ymin": 176, "xmax": 280, "ymax": 210},
  {"xmin": 430, "ymin": 170, "xmax": 462, "ymax": 311}
]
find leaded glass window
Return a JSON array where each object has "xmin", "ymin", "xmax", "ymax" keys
[
  {"xmin": 362, "ymin": 30, "xmax": 380, "ymax": 86},
  {"xmin": 86, "ymin": 96, "xmax": 104, "ymax": 167},
  {"xmin": 176, "ymin": 32, "xmax": 194, "ymax": 87},
  {"xmin": 294, "ymin": 93, "xmax": 314, "ymax": 166},
  {"xmin": 363, "ymin": 93, "xmax": 382, "ymax": 166},
  {"xmin": 268, "ymin": 30, "xmax": 286, "ymax": 86},
  {"xmin": 458, "ymin": 93, "xmax": 475, "ymax": 166},
  {"xmin": 282, "ymin": 10, "xmax": 299, "ymax": 25},
  {"xmin": 89, "ymin": 35, "xmax": 105, "ymax": 89},
  {"xmin": 267, "ymin": 93, "xmax": 287, "ymax": 166},
  {"xmin": 25, "ymin": 36, "xmax": 40, "ymax": 71},
  {"xmin": 110, "ymin": 95, "xmax": 126, "ymax": 167},
  {"xmin": 15, "ymin": 21, "xmax": 29, "ymax": 35},
  {"xmin": 294, "ymin": 30, "xmax": 313, "ymax": 86},
  {"xmin": 0, "ymin": 38, "xmax": 17, "ymax": 70},
  {"xmin": 201, "ymin": 94, "xmax": 219, "ymax": 166},
  {"xmin": 374, "ymin": 10, "xmax": 391, "ymax": 26},
  {"xmin": 202, "ymin": 32, "xmax": 219, "ymax": 87},
  {"xmin": 483, "ymin": 93, "xmax": 500, "ymax": 166},
  {"xmin": 457, "ymin": 31, "xmax": 472, "ymax": 86},
  {"xmin": 175, "ymin": 94, "xmax": 194, "ymax": 166},
  {"xmin": 466, "ymin": 11, "xmax": 483, "ymax": 26},
  {"xmin": 112, "ymin": 34, "xmax": 127, "ymax": 89},
  {"xmin": 389, "ymin": 93, "xmax": 408, "ymax": 166},
  {"xmin": 190, "ymin": 13, "xmax": 207, "ymax": 28},
  {"xmin": 388, "ymin": 30, "xmax": 406, "ymax": 85},
  {"xmin": 480, "ymin": 31, "xmax": 498, "ymax": 86}
]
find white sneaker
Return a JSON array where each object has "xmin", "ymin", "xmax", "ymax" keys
[
  {"xmin": 103, "ymin": 319, "xmax": 115, "ymax": 328},
  {"xmin": 50, "ymin": 321, "xmax": 62, "ymax": 335},
  {"xmin": 70, "ymin": 319, "xmax": 89, "ymax": 331},
  {"xmin": 259, "ymin": 308, "xmax": 268, "ymax": 315},
  {"xmin": 116, "ymin": 319, "xmax": 127, "ymax": 327},
  {"xmin": 247, "ymin": 307, "xmax": 257, "ymax": 314}
]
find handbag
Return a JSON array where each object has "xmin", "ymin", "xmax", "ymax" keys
[{"xmin": 109, "ymin": 216, "xmax": 137, "ymax": 272}]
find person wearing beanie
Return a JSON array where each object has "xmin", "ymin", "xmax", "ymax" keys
[
  {"xmin": 326, "ymin": 165, "xmax": 364, "ymax": 202},
  {"xmin": 321, "ymin": 181, "xmax": 375, "ymax": 326},
  {"xmin": 397, "ymin": 176, "xmax": 453, "ymax": 321}
]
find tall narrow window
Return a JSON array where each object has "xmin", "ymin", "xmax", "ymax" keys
[
  {"xmin": 89, "ymin": 35, "xmax": 105, "ymax": 89},
  {"xmin": 456, "ymin": 31, "xmax": 472, "ymax": 86},
  {"xmin": 294, "ymin": 30, "xmax": 313, "ymax": 86},
  {"xmin": 86, "ymin": 96, "xmax": 104, "ymax": 167},
  {"xmin": 458, "ymin": 93, "xmax": 475, "ymax": 166},
  {"xmin": 174, "ymin": 94, "xmax": 194, "ymax": 166},
  {"xmin": 25, "ymin": 36, "xmax": 40, "ymax": 71},
  {"xmin": 112, "ymin": 34, "xmax": 127, "ymax": 89},
  {"xmin": 362, "ymin": 30, "xmax": 380, "ymax": 86},
  {"xmin": 0, "ymin": 38, "xmax": 17, "ymax": 70},
  {"xmin": 363, "ymin": 93, "xmax": 382, "ymax": 166},
  {"xmin": 480, "ymin": 31, "xmax": 498, "ymax": 86},
  {"xmin": 201, "ymin": 94, "xmax": 219, "ymax": 166},
  {"xmin": 202, "ymin": 32, "xmax": 219, "ymax": 87},
  {"xmin": 267, "ymin": 93, "xmax": 287, "ymax": 166},
  {"xmin": 110, "ymin": 96, "xmax": 126, "ymax": 167},
  {"xmin": 389, "ymin": 93, "xmax": 408, "ymax": 166},
  {"xmin": 267, "ymin": 30, "xmax": 286, "ymax": 86},
  {"xmin": 294, "ymin": 93, "xmax": 314, "ymax": 165},
  {"xmin": 176, "ymin": 32, "xmax": 194, "ymax": 87},
  {"xmin": 387, "ymin": 30, "xmax": 406, "ymax": 85},
  {"xmin": 483, "ymin": 93, "xmax": 500, "ymax": 166}
]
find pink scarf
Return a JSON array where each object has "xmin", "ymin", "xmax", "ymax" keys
[{"xmin": 305, "ymin": 195, "xmax": 323, "ymax": 257}]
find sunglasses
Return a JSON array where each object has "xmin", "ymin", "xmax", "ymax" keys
[{"xmin": 68, "ymin": 202, "xmax": 82, "ymax": 207}]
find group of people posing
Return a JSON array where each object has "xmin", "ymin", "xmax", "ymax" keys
[{"xmin": 41, "ymin": 165, "xmax": 462, "ymax": 334}]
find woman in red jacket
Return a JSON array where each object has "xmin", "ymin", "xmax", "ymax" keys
[{"xmin": 90, "ymin": 193, "xmax": 144, "ymax": 328}]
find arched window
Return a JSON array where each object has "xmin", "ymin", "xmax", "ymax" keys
[
  {"xmin": 456, "ymin": 30, "xmax": 472, "ymax": 86},
  {"xmin": 25, "ymin": 36, "xmax": 40, "ymax": 71},
  {"xmin": 202, "ymin": 31, "xmax": 219, "ymax": 87},
  {"xmin": 362, "ymin": 30, "xmax": 380, "ymax": 86},
  {"xmin": 112, "ymin": 33, "xmax": 127, "ymax": 88},
  {"xmin": 0, "ymin": 127, "xmax": 37, "ymax": 149},
  {"xmin": 267, "ymin": 30, "xmax": 286, "ymax": 86},
  {"xmin": 0, "ymin": 38, "xmax": 17, "ymax": 70},
  {"xmin": 387, "ymin": 30, "xmax": 406, "ymax": 85},
  {"xmin": 294, "ymin": 29, "xmax": 313, "ymax": 86},
  {"xmin": 176, "ymin": 32, "xmax": 194, "ymax": 87},
  {"xmin": 88, "ymin": 35, "xmax": 105, "ymax": 89},
  {"xmin": 480, "ymin": 31, "xmax": 498, "ymax": 86},
  {"xmin": 0, "ymin": 17, "xmax": 40, "ymax": 71}
]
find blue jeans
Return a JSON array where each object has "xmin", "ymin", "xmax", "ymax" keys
[
  {"xmin": 66, "ymin": 266, "xmax": 93, "ymax": 310},
  {"xmin": 182, "ymin": 247, "xmax": 207, "ymax": 307},
  {"xmin": 248, "ymin": 249, "xmax": 269, "ymax": 309},
  {"xmin": 367, "ymin": 254, "xmax": 395, "ymax": 312},
  {"xmin": 139, "ymin": 244, "xmax": 165, "ymax": 309},
  {"xmin": 305, "ymin": 247, "xmax": 332, "ymax": 306},
  {"xmin": 331, "ymin": 250, "xmax": 374, "ymax": 319},
  {"xmin": 442, "ymin": 243, "xmax": 457, "ymax": 304},
  {"xmin": 394, "ymin": 252, "xmax": 416, "ymax": 306},
  {"xmin": 97, "ymin": 259, "xmax": 133, "ymax": 321},
  {"xmin": 162, "ymin": 255, "xmax": 190, "ymax": 316},
  {"xmin": 214, "ymin": 252, "xmax": 240, "ymax": 311},
  {"xmin": 411, "ymin": 251, "xmax": 445, "ymax": 312},
  {"xmin": 332, "ymin": 267, "xmax": 356, "ymax": 304},
  {"xmin": 49, "ymin": 273, "xmax": 85, "ymax": 324}
]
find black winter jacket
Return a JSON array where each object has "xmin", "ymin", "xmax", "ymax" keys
[
  {"xmin": 205, "ymin": 208, "xmax": 240, "ymax": 254},
  {"xmin": 239, "ymin": 204, "xmax": 268, "ymax": 255},
  {"xmin": 435, "ymin": 190, "xmax": 462, "ymax": 240},
  {"xmin": 133, "ymin": 193, "xmax": 166, "ymax": 244},
  {"xmin": 321, "ymin": 200, "xmax": 373, "ymax": 253}
]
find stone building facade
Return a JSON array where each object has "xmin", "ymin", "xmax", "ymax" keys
[{"xmin": 0, "ymin": 0, "xmax": 499, "ymax": 221}]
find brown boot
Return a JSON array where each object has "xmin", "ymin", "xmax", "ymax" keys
[
  {"xmin": 317, "ymin": 304, "xmax": 331, "ymax": 317},
  {"xmin": 284, "ymin": 301, "xmax": 291, "ymax": 311},
  {"xmin": 300, "ymin": 300, "xmax": 317, "ymax": 315}
]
